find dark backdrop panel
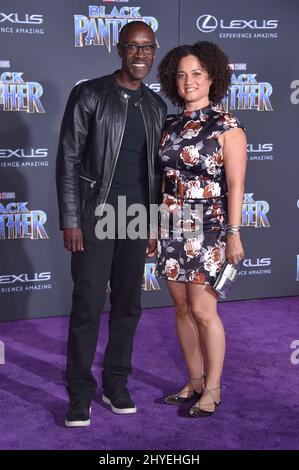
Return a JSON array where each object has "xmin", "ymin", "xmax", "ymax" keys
[
  {"xmin": 179, "ymin": 0, "xmax": 299, "ymax": 300},
  {"xmin": 0, "ymin": 0, "xmax": 298, "ymax": 320}
]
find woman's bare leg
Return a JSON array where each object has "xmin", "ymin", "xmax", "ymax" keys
[
  {"xmin": 167, "ymin": 280, "xmax": 205, "ymax": 394},
  {"xmin": 187, "ymin": 284, "xmax": 225, "ymax": 410}
]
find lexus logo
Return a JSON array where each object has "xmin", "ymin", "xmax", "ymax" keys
[
  {"xmin": 0, "ymin": 13, "xmax": 43, "ymax": 25},
  {"xmin": 0, "ymin": 273, "xmax": 51, "ymax": 284},
  {"xmin": 196, "ymin": 15, "xmax": 218, "ymax": 33},
  {"xmin": 0, "ymin": 149, "xmax": 48, "ymax": 159},
  {"xmin": 196, "ymin": 15, "xmax": 278, "ymax": 33}
]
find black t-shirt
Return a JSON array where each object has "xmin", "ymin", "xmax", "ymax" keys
[{"xmin": 107, "ymin": 85, "xmax": 148, "ymax": 206}]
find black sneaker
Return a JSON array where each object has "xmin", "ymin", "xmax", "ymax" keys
[
  {"xmin": 65, "ymin": 398, "xmax": 91, "ymax": 427},
  {"xmin": 102, "ymin": 388, "xmax": 137, "ymax": 414}
]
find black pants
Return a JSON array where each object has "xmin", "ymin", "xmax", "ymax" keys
[{"xmin": 66, "ymin": 219, "xmax": 148, "ymax": 401}]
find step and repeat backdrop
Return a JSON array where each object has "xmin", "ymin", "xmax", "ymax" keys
[{"xmin": 0, "ymin": 0, "xmax": 298, "ymax": 320}]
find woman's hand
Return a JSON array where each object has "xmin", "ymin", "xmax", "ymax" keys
[{"xmin": 225, "ymin": 233, "xmax": 244, "ymax": 265}]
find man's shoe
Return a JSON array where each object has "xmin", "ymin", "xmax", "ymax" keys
[
  {"xmin": 65, "ymin": 398, "xmax": 91, "ymax": 427},
  {"xmin": 102, "ymin": 388, "xmax": 137, "ymax": 414}
]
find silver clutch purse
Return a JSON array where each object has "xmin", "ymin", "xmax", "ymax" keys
[{"xmin": 213, "ymin": 259, "xmax": 242, "ymax": 299}]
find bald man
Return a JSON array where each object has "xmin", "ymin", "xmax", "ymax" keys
[{"xmin": 56, "ymin": 21, "xmax": 166, "ymax": 426}]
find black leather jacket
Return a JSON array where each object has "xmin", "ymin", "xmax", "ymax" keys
[{"xmin": 56, "ymin": 72, "xmax": 167, "ymax": 229}]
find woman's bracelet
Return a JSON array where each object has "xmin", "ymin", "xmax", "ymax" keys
[{"xmin": 226, "ymin": 224, "xmax": 241, "ymax": 236}]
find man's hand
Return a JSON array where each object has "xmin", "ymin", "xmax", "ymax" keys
[
  {"xmin": 146, "ymin": 239, "xmax": 157, "ymax": 258},
  {"xmin": 63, "ymin": 228, "xmax": 84, "ymax": 252}
]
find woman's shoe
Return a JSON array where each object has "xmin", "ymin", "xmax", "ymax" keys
[
  {"xmin": 189, "ymin": 386, "xmax": 221, "ymax": 417},
  {"xmin": 164, "ymin": 376, "xmax": 205, "ymax": 405},
  {"xmin": 165, "ymin": 389, "xmax": 201, "ymax": 405}
]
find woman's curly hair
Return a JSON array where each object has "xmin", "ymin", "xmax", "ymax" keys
[{"xmin": 158, "ymin": 41, "xmax": 231, "ymax": 107}]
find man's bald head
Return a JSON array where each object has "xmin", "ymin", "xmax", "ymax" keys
[{"xmin": 119, "ymin": 21, "xmax": 155, "ymax": 45}]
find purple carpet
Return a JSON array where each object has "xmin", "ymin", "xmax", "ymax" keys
[{"xmin": 0, "ymin": 297, "xmax": 298, "ymax": 450}]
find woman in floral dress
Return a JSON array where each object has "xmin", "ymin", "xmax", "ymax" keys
[{"xmin": 155, "ymin": 41, "xmax": 247, "ymax": 417}]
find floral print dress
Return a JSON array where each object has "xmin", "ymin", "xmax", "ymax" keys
[{"xmin": 155, "ymin": 104, "xmax": 244, "ymax": 285}]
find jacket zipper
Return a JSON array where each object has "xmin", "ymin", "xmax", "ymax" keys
[
  {"xmin": 98, "ymin": 95, "xmax": 129, "ymax": 217},
  {"xmin": 140, "ymin": 104, "xmax": 152, "ymax": 206},
  {"xmin": 79, "ymin": 175, "xmax": 97, "ymax": 188}
]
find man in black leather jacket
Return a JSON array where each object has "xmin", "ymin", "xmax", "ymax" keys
[{"xmin": 56, "ymin": 21, "xmax": 166, "ymax": 427}]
